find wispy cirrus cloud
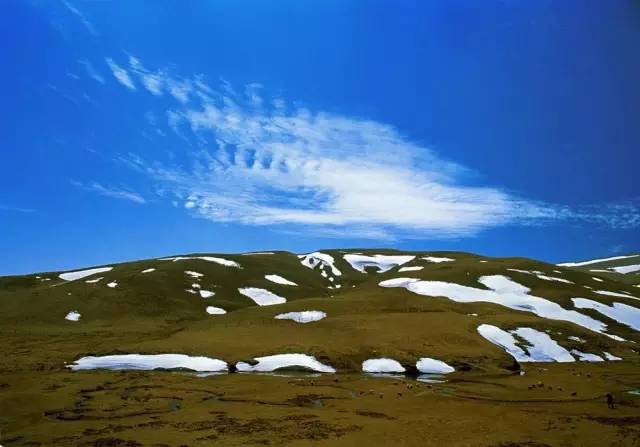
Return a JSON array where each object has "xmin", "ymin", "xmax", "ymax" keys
[
  {"xmin": 100, "ymin": 56, "xmax": 640, "ymax": 239},
  {"xmin": 0, "ymin": 205, "xmax": 37, "ymax": 213},
  {"xmin": 105, "ymin": 58, "xmax": 136, "ymax": 90},
  {"xmin": 62, "ymin": 0, "xmax": 98, "ymax": 36},
  {"xmin": 79, "ymin": 59, "xmax": 104, "ymax": 84},
  {"xmin": 72, "ymin": 181, "xmax": 146, "ymax": 204}
]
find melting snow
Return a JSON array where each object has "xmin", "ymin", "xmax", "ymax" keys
[
  {"xmin": 141, "ymin": 268, "xmax": 156, "ymax": 273},
  {"xmin": 571, "ymin": 350, "xmax": 604, "ymax": 362},
  {"xmin": 298, "ymin": 252, "xmax": 342, "ymax": 276},
  {"xmin": 568, "ymin": 336, "xmax": 586, "ymax": 343},
  {"xmin": 265, "ymin": 274, "xmax": 298, "ymax": 286},
  {"xmin": 507, "ymin": 269, "xmax": 573, "ymax": 284},
  {"xmin": 362, "ymin": 358, "xmax": 406, "ymax": 373},
  {"xmin": 613, "ymin": 261, "xmax": 640, "ymax": 272},
  {"xmin": 398, "ymin": 266, "xmax": 424, "ymax": 272},
  {"xmin": 199, "ymin": 290, "xmax": 215, "ymax": 298},
  {"xmin": 59, "ymin": 266, "xmax": 113, "ymax": 281},
  {"xmin": 380, "ymin": 276, "xmax": 618, "ymax": 339},
  {"xmin": 162, "ymin": 256, "xmax": 241, "ymax": 268},
  {"xmin": 603, "ymin": 352, "xmax": 622, "ymax": 361},
  {"xmin": 206, "ymin": 306, "xmax": 226, "ymax": 315},
  {"xmin": 275, "ymin": 311, "xmax": 326, "ymax": 323},
  {"xmin": 106, "ymin": 281, "xmax": 118, "ymax": 288},
  {"xmin": 416, "ymin": 358, "xmax": 455, "ymax": 374},
  {"xmin": 558, "ymin": 255, "xmax": 640, "ymax": 267},
  {"xmin": 344, "ymin": 254, "xmax": 415, "ymax": 273},
  {"xmin": 68, "ymin": 354, "xmax": 228, "ymax": 372},
  {"xmin": 477, "ymin": 325, "xmax": 574, "ymax": 362},
  {"xmin": 185, "ymin": 289, "xmax": 197, "ymax": 294},
  {"xmin": 595, "ymin": 290, "xmax": 639, "ymax": 300},
  {"xmin": 192, "ymin": 283, "xmax": 201, "ymax": 289},
  {"xmin": 238, "ymin": 287, "xmax": 286, "ymax": 306},
  {"xmin": 185, "ymin": 271, "xmax": 204, "ymax": 278},
  {"xmin": 572, "ymin": 298, "xmax": 640, "ymax": 331},
  {"xmin": 236, "ymin": 354, "xmax": 335, "ymax": 373},
  {"xmin": 85, "ymin": 277, "xmax": 103, "ymax": 284},
  {"xmin": 422, "ymin": 256, "xmax": 454, "ymax": 263},
  {"xmin": 592, "ymin": 277, "xmax": 604, "ymax": 282},
  {"xmin": 65, "ymin": 311, "xmax": 81, "ymax": 322}
]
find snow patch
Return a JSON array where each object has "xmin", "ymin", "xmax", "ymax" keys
[
  {"xmin": 85, "ymin": 277, "xmax": 103, "ymax": 284},
  {"xmin": 141, "ymin": 268, "xmax": 156, "ymax": 273},
  {"xmin": 162, "ymin": 256, "xmax": 241, "ymax": 268},
  {"xmin": 592, "ymin": 277, "xmax": 604, "ymax": 282},
  {"xmin": 344, "ymin": 254, "xmax": 415, "ymax": 273},
  {"xmin": 238, "ymin": 287, "xmax": 286, "ymax": 306},
  {"xmin": 595, "ymin": 290, "xmax": 639, "ymax": 300},
  {"xmin": 603, "ymin": 352, "xmax": 622, "ymax": 361},
  {"xmin": 422, "ymin": 256, "xmax": 455, "ymax": 263},
  {"xmin": 477, "ymin": 325, "xmax": 575, "ymax": 362},
  {"xmin": 362, "ymin": 358, "xmax": 405, "ymax": 373},
  {"xmin": 185, "ymin": 271, "xmax": 204, "ymax": 278},
  {"xmin": 206, "ymin": 306, "xmax": 226, "ymax": 315},
  {"xmin": 265, "ymin": 274, "xmax": 298, "ymax": 286},
  {"xmin": 199, "ymin": 290, "xmax": 215, "ymax": 298},
  {"xmin": 236, "ymin": 354, "xmax": 335, "ymax": 373},
  {"xmin": 59, "ymin": 266, "xmax": 113, "ymax": 281},
  {"xmin": 570, "ymin": 350, "xmax": 604, "ymax": 362},
  {"xmin": 65, "ymin": 311, "xmax": 81, "ymax": 322},
  {"xmin": 558, "ymin": 255, "xmax": 640, "ymax": 267},
  {"xmin": 572, "ymin": 298, "xmax": 640, "ymax": 331},
  {"xmin": 416, "ymin": 358, "xmax": 455, "ymax": 374},
  {"xmin": 398, "ymin": 266, "xmax": 424, "ymax": 272},
  {"xmin": 68, "ymin": 354, "xmax": 228, "ymax": 372},
  {"xmin": 106, "ymin": 281, "xmax": 118, "ymax": 288},
  {"xmin": 275, "ymin": 311, "xmax": 326, "ymax": 323},
  {"xmin": 380, "ymin": 275, "xmax": 617, "ymax": 339},
  {"xmin": 298, "ymin": 252, "xmax": 342, "ymax": 276}
]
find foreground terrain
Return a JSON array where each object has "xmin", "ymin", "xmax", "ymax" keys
[{"xmin": 1, "ymin": 250, "xmax": 639, "ymax": 446}]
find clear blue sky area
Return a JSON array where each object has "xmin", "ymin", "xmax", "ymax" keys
[{"xmin": 1, "ymin": 0, "xmax": 639, "ymax": 275}]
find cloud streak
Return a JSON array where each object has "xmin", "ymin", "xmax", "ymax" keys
[
  {"xmin": 73, "ymin": 181, "xmax": 146, "ymax": 204},
  {"xmin": 105, "ymin": 56, "xmax": 640, "ymax": 239},
  {"xmin": 62, "ymin": 1, "xmax": 98, "ymax": 36}
]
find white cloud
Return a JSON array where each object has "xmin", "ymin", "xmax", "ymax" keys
[
  {"xmin": 107, "ymin": 57, "xmax": 640, "ymax": 239},
  {"xmin": 73, "ymin": 181, "xmax": 146, "ymax": 204},
  {"xmin": 79, "ymin": 59, "xmax": 104, "ymax": 83},
  {"xmin": 105, "ymin": 58, "xmax": 135, "ymax": 90},
  {"xmin": 62, "ymin": 0, "xmax": 97, "ymax": 36}
]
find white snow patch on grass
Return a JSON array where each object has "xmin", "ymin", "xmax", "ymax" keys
[
  {"xmin": 416, "ymin": 358, "xmax": 455, "ymax": 374},
  {"xmin": 422, "ymin": 256, "xmax": 455, "ymax": 263},
  {"xmin": 477, "ymin": 325, "xmax": 575, "ymax": 362},
  {"xmin": 162, "ymin": 256, "xmax": 241, "ymax": 268},
  {"xmin": 572, "ymin": 298, "xmax": 640, "ymax": 331},
  {"xmin": 592, "ymin": 277, "xmax": 604, "ymax": 282},
  {"xmin": 398, "ymin": 266, "xmax": 424, "ymax": 272},
  {"xmin": 85, "ymin": 277, "xmax": 103, "ymax": 284},
  {"xmin": 141, "ymin": 268, "xmax": 156, "ymax": 273},
  {"xmin": 298, "ymin": 252, "xmax": 342, "ymax": 276},
  {"xmin": 568, "ymin": 336, "xmax": 585, "ymax": 343},
  {"xmin": 192, "ymin": 283, "xmax": 201, "ymax": 289},
  {"xmin": 612, "ymin": 259, "xmax": 640, "ymax": 269},
  {"xmin": 68, "ymin": 354, "xmax": 228, "ymax": 372},
  {"xmin": 362, "ymin": 358, "xmax": 405, "ymax": 373},
  {"xmin": 185, "ymin": 271, "xmax": 204, "ymax": 278},
  {"xmin": 558, "ymin": 255, "xmax": 640, "ymax": 267},
  {"xmin": 199, "ymin": 290, "xmax": 215, "ymax": 298},
  {"xmin": 238, "ymin": 287, "xmax": 286, "ymax": 306},
  {"xmin": 275, "ymin": 311, "xmax": 326, "ymax": 323},
  {"xmin": 380, "ymin": 276, "xmax": 617, "ymax": 339},
  {"xmin": 265, "ymin": 274, "xmax": 298, "ymax": 286},
  {"xmin": 570, "ymin": 350, "xmax": 604, "ymax": 362},
  {"xmin": 206, "ymin": 306, "xmax": 226, "ymax": 315},
  {"xmin": 65, "ymin": 311, "xmax": 81, "ymax": 322},
  {"xmin": 236, "ymin": 354, "xmax": 335, "ymax": 373},
  {"xmin": 595, "ymin": 290, "xmax": 639, "ymax": 300},
  {"xmin": 106, "ymin": 281, "xmax": 118, "ymax": 288},
  {"xmin": 603, "ymin": 352, "xmax": 622, "ymax": 361},
  {"xmin": 59, "ymin": 266, "xmax": 113, "ymax": 281},
  {"xmin": 344, "ymin": 254, "xmax": 415, "ymax": 273},
  {"xmin": 507, "ymin": 269, "xmax": 573, "ymax": 284},
  {"xmin": 185, "ymin": 289, "xmax": 197, "ymax": 294}
]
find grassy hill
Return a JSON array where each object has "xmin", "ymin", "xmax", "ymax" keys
[{"xmin": 1, "ymin": 249, "xmax": 639, "ymax": 446}]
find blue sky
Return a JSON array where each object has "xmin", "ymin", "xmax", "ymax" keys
[{"xmin": 2, "ymin": 0, "xmax": 639, "ymax": 275}]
